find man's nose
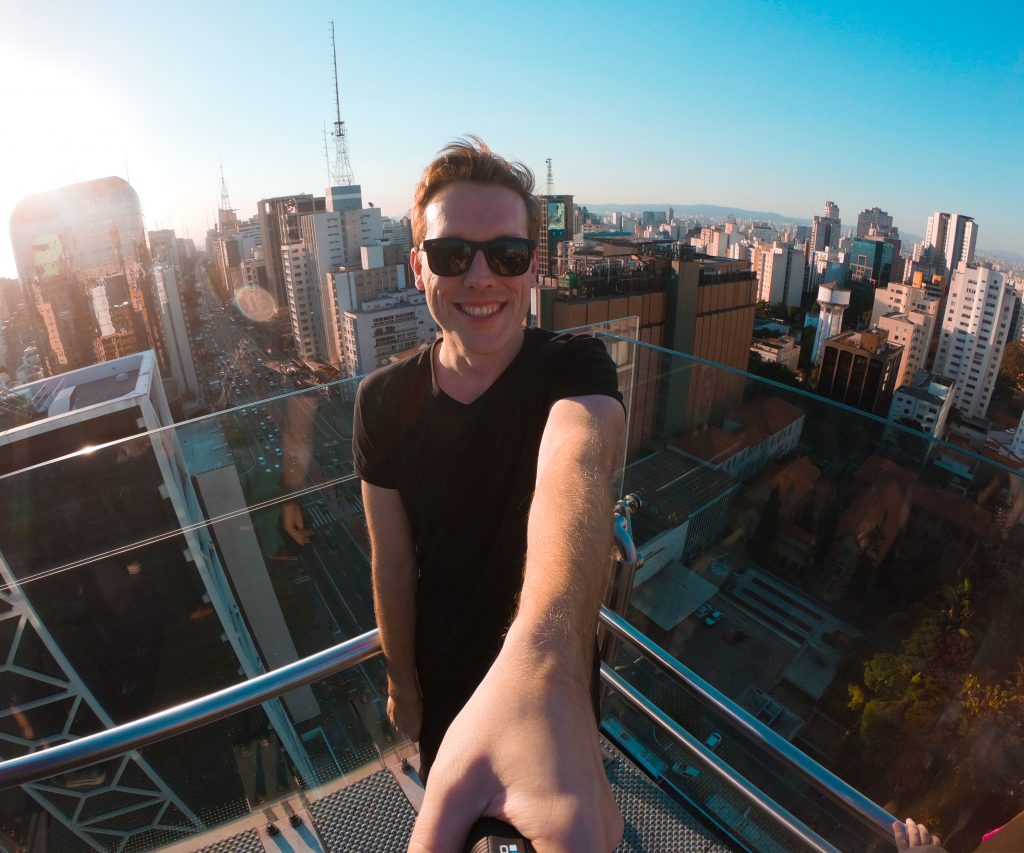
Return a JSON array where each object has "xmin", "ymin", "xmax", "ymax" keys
[{"xmin": 463, "ymin": 248, "xmax": 494, "ymax": 287}]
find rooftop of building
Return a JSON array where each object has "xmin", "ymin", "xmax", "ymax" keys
[
  {"xmin": 672, "ymin": 423, "xmax": 762, "ymax": 465},
  {"xmin": 894, "ymin": 372, "xmax": 955, "ymax": 405},
  {"xmin": 0, "ymin": 351, "xmax": 154, "ymax": 443},
  {"xmin": 726, "ymin": 395, "xmax": 805, "ymax": 437}
]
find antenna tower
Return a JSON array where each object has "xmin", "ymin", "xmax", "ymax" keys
[
  {"xmin": 545, "ymin": 159, "xmax": 553, "ymax": 195},
  {"xmin": 329, "ymin": 20, "xmax": 355, "ymax": 186},
  {"xmin": 218, "ymin": 158, "xmax": 233, "ymax": 211},
  {"xmin": 323, "ymin": 123, "xmax": 332, "ymax": 186}
]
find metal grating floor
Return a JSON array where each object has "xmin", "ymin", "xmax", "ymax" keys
[
  {"xmin": 193, "ymin": 826, "xmax": 263, "ymax": 853},
  {"xmin": 602, "ymin": 736, "xmax": 733, "ymax": 853},
  {"xmin": 178, "ymin": 739, "xmax": 734, "ymax": 852},
  {"xmin": 309, "ymin": 768, "xmax": 416, "ymax": 852}
]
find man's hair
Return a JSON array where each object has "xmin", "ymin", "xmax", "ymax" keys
[{"xmin": 411, "ymin": 136, "xmax": 541, "ymax": 246}]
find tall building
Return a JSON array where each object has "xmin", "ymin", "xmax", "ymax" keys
[
  {"xmin": 338, "ymin": 288, "xmax": 437, "ymax": 376},
  {"xmin": 848, "ymin": 234, "xmax": 901, "ymax": 292},
  {"xmin": 326, "ymin": 183, "xmax": 362, "ymax": 213},
  {"xmin": 870, "ymin": 282, "xmax": 940, "ymax": 387},
  {"xmin": 282, "ymin": 204, "xmax": 387, "ymax": 365},
  {"xmin": 932, "ymin": 263, "xmax": 1017, "ymax": 419},
  {"xmin": 811, "ymin": 201, "xmax": 841, "ymax": 253},
  {"xmin": 817, "ymin": 327, "xmax": 903, "ymax": 415},
  {"xmin": 538, "ymin": 195, "xmax": 574, "ymax": 277},
  {"xmin": 533, "ymin": 240, "xmax": 756, "ymax": 443},
  {"xmin": 257, "ymin": 194, "xmax": 328, "ymax": 313},
  {"xmin": 324, "ymin": 243, "xmax": 415, "ymax": 372},
  {"xmin": 0, "ymin": 351, "xmax": 317, "ymax": 848},
  {"xmin": 9, "ymin": 177, "xmax": 163, "ymax": 377},
  {"xmin": 856, "ymin": 207, "xmax": 894, "ymax": 238},
  {"xmin": 925, "ymin": 211, "xmax": 977, "ymax": 277},
  {"xmin": 756, "ymin": 242, "xmax": 806, "ymax": 307},
  {"xmin": 152, "ymin": 264, "xmax": 201, "ymax": 406}
]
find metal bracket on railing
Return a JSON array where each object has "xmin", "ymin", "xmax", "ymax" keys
[
  {"xmin": 609, "ymin": 494, "xmax": 644, "ymax": 614},
  {"xmin": 601, "ymin": 495, "xmax": 644, "ymax": 701}
]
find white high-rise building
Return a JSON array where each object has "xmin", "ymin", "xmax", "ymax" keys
[
  {"xmin": 283, "ymin": 206, "xmax": 386, "ymax": 364},
  {"xmin": 756, "ymin": 242, "xmax": 806, "ymax": 307},
  {"xmin": 932, "ymin": 263, "xmax": 1017, "ymax": 419},
  {"xmin": 152, "ymin": 264, "xmax": 200, "ymax": 406},
  {"xmin": 339, "ymin": 289, "xmax": 438, "ymax": 376},
  {"xmin": 924, "ymin": 211, "xmax": 977, "ymax": 276}
]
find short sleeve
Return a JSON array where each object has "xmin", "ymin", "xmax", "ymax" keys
[
  {"xmin": 352, "ymin": 373, "xmax": 397, "ymax": 488},
  {"xmin": 546, "ymin": 334, "xmax": 624, "ymax": 410}
]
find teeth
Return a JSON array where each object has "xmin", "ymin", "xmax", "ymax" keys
[{"xmin": 461, "ymin": 303, "xmax": 500, "ymax": 317}]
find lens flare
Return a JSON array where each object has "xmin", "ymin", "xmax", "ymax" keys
[{"xmin": 234, "ymin": 286, "xmax": 276, "ymax": 322}]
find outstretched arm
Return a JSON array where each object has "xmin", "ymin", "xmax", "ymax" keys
[
  {"xmin": 410, "ymin": 394, "xmax": 625, "ymax": 853},
  {"xmin": 363, "ymin": 482, "xmax": 423, "ymax": 741}
]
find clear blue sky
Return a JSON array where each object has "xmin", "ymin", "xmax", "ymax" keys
[{"xmin": 2, "ymin": 0, "xmax": 1022, "ymax": 278}]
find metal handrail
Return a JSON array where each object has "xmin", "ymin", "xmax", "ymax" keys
[
  {"xmin": 0, "ymin": 599, "xmax": 896, "ymax": 847},
  {"xmin": 0, "ymin": 629, "xmax": 381, "ymax": 788},
  {"xmin": 600, "ymin": 663, "xmax": 839, "ymax": 853},
  {"xmin": 599, "ymin": 605, "xmax": 898, "ymax": 837}
]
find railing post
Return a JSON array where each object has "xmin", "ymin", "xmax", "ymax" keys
[{"xmin": 599, "ymin": 494, "xmax": 643, "ymax": 711}]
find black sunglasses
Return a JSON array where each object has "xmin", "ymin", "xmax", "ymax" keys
[{"xmin": 420, "ymin": 237, "xmax": 536, "ymax": 277}]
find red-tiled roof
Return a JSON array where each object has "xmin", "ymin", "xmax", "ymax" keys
[
  {"xmin": 672, "ymin": 425, "xmax": 762, "ymax": 463},
  {"xmin": 729, "ymin": 396, "xmax": 805, "ymax": 436}
]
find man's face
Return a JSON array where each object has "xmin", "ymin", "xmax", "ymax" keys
[{"xmin": 412, "ymin": 182, "xmax": 536, "ymax": 364}]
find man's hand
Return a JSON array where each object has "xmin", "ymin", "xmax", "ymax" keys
[
  {"xmin": 409, "ymin": 635, "xmax": 623, "ymax": 853},
  {"xmin": 387, "ymin": 677, "xmax": 423, "ymax": 742},
  {"xmin": 892, "ymin": 819, "xmax": 946, "ymax": 851},
  {"xmin": 281, "ymin": 500, "xmax": 314, "ymax": 546}
]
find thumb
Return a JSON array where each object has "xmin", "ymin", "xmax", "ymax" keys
[{"xmin": 409, "ymin": 764, "xmax": 490, "ymax": 853}]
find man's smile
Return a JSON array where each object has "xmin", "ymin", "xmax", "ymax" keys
[{"xmin": 456, "ymin": 302, "xmax": 504, "ymax": 318}]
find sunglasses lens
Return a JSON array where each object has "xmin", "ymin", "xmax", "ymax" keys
[
  {"xmin": 486, "ymin": 239, "xmax": 532, "ymax": 275},
  {"xmin": 423, "ymin": 238, "xmax": 533, "ymax": 276},
  {"xmin": 427, "ymin": 240, "xmax": 472, "ymax": 275}
]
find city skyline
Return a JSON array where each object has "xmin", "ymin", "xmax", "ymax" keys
[{"xmin": 2, "ymin": 0, "xmax": 1023, "ymax": 280}]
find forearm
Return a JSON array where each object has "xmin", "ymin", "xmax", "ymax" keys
[
  {"xmin": 507, "ymin": 398, "xmax": 622, "ymax": 689},
  {"xmin": 362, "ymin": 482, "xmax": 420, "ymax": 692},
  {"xmin": 281, "ymin": 395, "xmax": 315, "ymax": 489},
  {"xmin": 372, "ymin": 557, "xmax": 419, "ymax": 691}
]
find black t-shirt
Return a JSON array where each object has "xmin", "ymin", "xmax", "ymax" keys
[{"xmin": 352, "ymin": 327, "xmax": 622, "ymax": 690}]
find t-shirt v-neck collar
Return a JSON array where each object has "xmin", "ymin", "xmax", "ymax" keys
[{"xmin": 429, "ymin": 331, "xmax": 533, "ymax": 408}]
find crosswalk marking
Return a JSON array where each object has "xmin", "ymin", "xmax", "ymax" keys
[{"xmin": 304, "ymin": 502, "xmax": 334, "ymax": 528}]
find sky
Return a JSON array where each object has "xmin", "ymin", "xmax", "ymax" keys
[{"xmin": 1, "ymin": 0, "xmax": 1022, "ymax": 279}]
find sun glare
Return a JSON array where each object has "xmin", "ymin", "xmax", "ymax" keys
[{"xmin": 0, "ymin": 51, "xmax": 137, "ymax": 226}]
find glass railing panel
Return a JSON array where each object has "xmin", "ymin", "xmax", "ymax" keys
[
  {"xmin": 594, "ymin": 333, "xmax": 1024, "ymax": 852},
  {"xmin": 0, "ymin": 655, "xmax": 411, "ymax": 853},
  {"xmin": 602, "ymin": 635, "xmax": 884, "ymax": 852}
]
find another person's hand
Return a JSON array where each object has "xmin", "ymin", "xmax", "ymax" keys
[
  {"xmin": 281, "ymin": 500, "xmax": 314, "ymax": 546},
  {"xmin": 893, "ymin": 818, "xmax": 947, "ymax": 851},
  {"xmin": 409, "ymin": 638, "xmax": 623, "ymax": 853},
  {"xmin": 387, "ymin": 676, "xmax": 423, "ymax": 741}
]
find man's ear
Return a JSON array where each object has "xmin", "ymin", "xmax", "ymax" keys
[{"xmin": 410, "ymin": 246, "xmax": 426, "ymax": 292}]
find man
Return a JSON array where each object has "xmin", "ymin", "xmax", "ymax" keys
[{"xmin": 353, "ymin": 138, "xmax": 625, "ymax": 852}]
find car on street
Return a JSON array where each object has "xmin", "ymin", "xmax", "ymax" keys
[
  {"xmin": 695, "ymin": 604, "xmax": 712, "ymax": 620},
  {"xmin": 704, "ymin": 609, "xmax": 724, "ymax": 626},
  {"xmin": 705, "ymin": 731, "xmax": 722, "ymax": 751},
  {"xmin": 670, "ymin": 761, "xmax": 700, "ymax": 779}
]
